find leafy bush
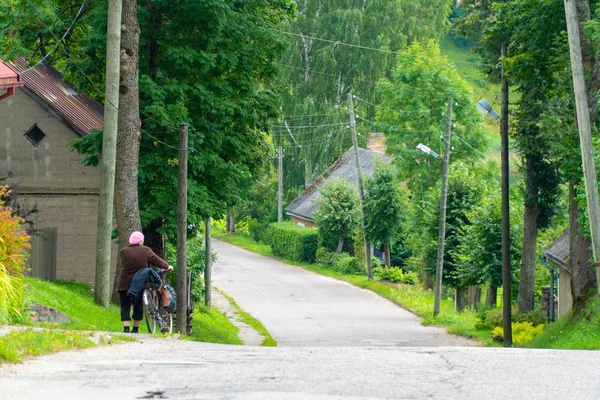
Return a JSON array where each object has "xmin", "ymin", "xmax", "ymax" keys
[
  {"xmin": 373, "ymin": 266, "xmax": 420, "ymax": 285},
  {"xmin": 476, "ymin": 305, "xmax": 547, "ymax": 330},
  {"xmin": 492, "ymin": 321, "xmax": 545, "ymax": 345},
  {"xmin": 316, "ymin": 248, "xmax": 361, "ymax": 274},
  {"xmin": 248, "ymin": 218, "xmax": 273, "ymax": 245},
  {"xmin": 0, "ymin": 186, "xmax": 29, "ymax": 323},
  {"xmin": 269, "ymin": 222, "xmax": 318, "ymax": 263}
]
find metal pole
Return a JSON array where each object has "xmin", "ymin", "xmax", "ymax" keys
[
  {"xmin": 278, "ymin": 145, "xmax": 283, "ymax": 223},
  {"xmin": 176, "ymin": 123, "xmax": 188, "ymax": 334},
  {"xmin": 348, "ymin": 93, "xmax": 373, "ymax": 279},
  {"xmin": 501, "ymin": 43, "xmax": 513, "ymax": 347},
  {"xmin": 94, "ymin": 0, "xmax": 122, "ymax": 307},
  {"xmin": 564, "ymin": 0, "xmax": 600, "ymax": 291},
  {"xmin": 204, "ymin": 218, "xmax": 212, "ymax": 307},
  {"xmin": 433, "ymin": 98, "xmax": 453, "ymax": 317}
]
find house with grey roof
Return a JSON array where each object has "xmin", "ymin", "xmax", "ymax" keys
[
  {"xmin": 0, "ymin": 58, "xmax": 117, "ymax": 284},
  {"xmin": 285, "ymin": 134, "xmax": 391, "ymax": 228}
]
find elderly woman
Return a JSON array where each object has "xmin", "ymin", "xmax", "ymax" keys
[{"xmin": 117, "ymin": 231, "xmax": 173, "ymax": 333}]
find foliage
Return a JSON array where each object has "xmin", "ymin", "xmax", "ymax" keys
[
  {"xmin": 364, "ymin": 163, "xmax": 405, "ymax": 248},
  {"xmin": 165, "ymin": 235, "xmax": 216, "ymax": 304},
  {"xmin": 0, "ymin": 186, "xmax": 29, "ymax": 323},
  {"xmin": 420, "ymin": 163, "xmax": 489, "ymax": 288},
  {"xmin": 453, "ymin": 189, "xmax": 522, "ymax": 289},
  {"xmin": 316, "ymin": 248, "xmax": 361, "ymax": 274},
  {"xmin": 492, "ymin": 322, "xmax": 545, "ymax": 345},
  {"xmin": 375, "ymin": 41, "xmax": 487, "ymax": 196},
  {"xmin": 476, "ymin": 305, "xmax": 547, "ymax": 331},
  {"xmin": 269, "ymin": 222, "xmax": 318, "ymax": 263},
  {"xmin": 373, "ymin": 266, "xmax": 420, "ymax": 285},
  {"xmin": 276, "ymin": 0, "xmax": 453, "ymax": 192},
  {"xmin": 188, "ymin": 305, "xmax": 243, "ymax": 345},
  {"xmin": 313, "ymin": 179, "xmax": 359, "ymax": 252},
  {"xmin": 248, "ymin": 218, "xmax": 273, "ymax": 244}
]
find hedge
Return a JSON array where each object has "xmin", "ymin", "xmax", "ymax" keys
[{"xmin": 269, "ymin": 222, "xmax": 318, "ymax": 263}]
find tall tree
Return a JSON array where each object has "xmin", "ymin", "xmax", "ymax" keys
[{"xmin": 276, "ymin": 0, "xmax": 453, "ymax": 195}]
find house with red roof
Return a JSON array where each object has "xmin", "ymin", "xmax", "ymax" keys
[{"xmin": 0, "ymin": 58, "xmax": 116, "ymax": 284}]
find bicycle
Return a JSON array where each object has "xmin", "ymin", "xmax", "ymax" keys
[{"xmin": 142, "ymin": 270, "xmax": 173, "ymax": 334}]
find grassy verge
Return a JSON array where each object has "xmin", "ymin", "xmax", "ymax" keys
[
  {"xmin": 219, "ymin": 291, "xmax": 277, "ymax": 347},
  {"xmin": 0, "ymin": 328, "xmax": 134, "ymax": 363},
  {"xmin": 213, "ymin": 229, "xmax": 492, "ymax": 345},
  {"xmin": 188, "ymin": 304, "xmax": 243, "ymax": 345}
]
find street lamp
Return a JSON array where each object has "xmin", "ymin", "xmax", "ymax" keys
[
  {"xmin": 476, "ymin": 99, "xmax": 499, "ymax": 120},
  {"xmin": 417, "ymin": 143, "xmax": 440, "ymax": 158}
]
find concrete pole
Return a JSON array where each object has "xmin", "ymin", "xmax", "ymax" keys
[
  {"xmin": 433, "ymin": 98, "xmax": 452, "ymax": 317},
  {"xmin": 176, "ymin": 123, "xmax": 188, "ymax": 334},
  {"xmin": 278, "ymin": 145, "xmax": 283, "ymax": 222},
  {"xmin": 564, "ymin": 0, "xmax": 600, "ymax": 292},
  {"xmin": 348, "ymin": 93, "xmax": 373, "ymax": 279},
  {"xmin": 94, "ymin": 0, "xmax": 122, "ymax": 307},
  {"xmin": 500, "ymin": 43, "xmax": 512, "ymax": 347}
]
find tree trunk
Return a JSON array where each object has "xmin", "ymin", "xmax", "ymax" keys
[
  {"xmin": 455, "ymin": 287, "xmax": 467, "ymax": 312},
  {"xmin": 384, "ymin": 242, "xmax": 391, "ymax": 267},
  {"xmin": 486, "ymin": 286, "xmax": 497, "ymax": 307},
  {"xmin": 336, "ymin": 234, "xmax": 344, "ymax": 253},
  {"xmin": 226, "ymin": 210, "xmax": 235, "ymax": 233},
  {"xmin": 111, "ymin": 0, "xmax": 141, "ymax": 304},
  {"xmin": 569, "ymin": 181, "xmax": 596, "ymax": 313},
  {"xmin": 518, "ymin": 180, "xmax": 538, "ymax": 311}
]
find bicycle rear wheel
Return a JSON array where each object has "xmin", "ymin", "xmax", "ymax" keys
[{"xmin": 143, "ymin": 289, "xmax": 158, "ymax": 334}]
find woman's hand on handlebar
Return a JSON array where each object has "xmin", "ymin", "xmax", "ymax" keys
[{"xmin": 167, "ymin": 265, "xmax": 174, "ymax": 272}]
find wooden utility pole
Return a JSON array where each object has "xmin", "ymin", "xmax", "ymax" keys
[
  {"xmin": 278, "ymin": 145, "xmax": 283, "ymax": 222},
  {"xmin": 205, "ymin": 218, "xmax": 212, "ymax": 307},
  {"xmin": 433, "ymin": 98, "xmax": 453, "ymax": 317},
  {"xmin": 500, "ymin": 43, "xmax": 512, "ymax": 347},
  {"xmin": 94, "ymin": 0, "xmax": 122, "ymax": 307},
  {"xmin": 348, "ymin": 93, "xmax": 373, "ymax": 279},
  {"xmin": 176, "ymin": 123, "xmax": 188, "ymax": 334},
  {"xmin": 564, "ymin": 0, "xmax": 600, "ymax": 292}
]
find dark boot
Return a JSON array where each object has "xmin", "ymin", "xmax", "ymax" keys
[
  {"xmin": 123, "ymin": 326, "xmax": 130, "ymax": 333},
  {"xmin": 131, "ymin": 326, "xmax": 139, "ymax": 334}
]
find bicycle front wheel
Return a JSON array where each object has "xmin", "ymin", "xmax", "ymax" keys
[
  {"xmin": 159, "ymin": 309, "xmax": 173, "ymax": 334},
  {"xmin": 143, "ymin": 289, "xmax": 157, "ymax": 334}
]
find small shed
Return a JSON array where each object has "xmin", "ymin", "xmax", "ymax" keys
[
  {"xmin": 544, "ymin": 231, "xmax": 572, "ymax": 317},
  {"xmin": 0, "ymin": 60, "xmax": 23, "ymax": 101}
]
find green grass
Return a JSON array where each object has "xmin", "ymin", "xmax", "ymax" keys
[
  {"xmin": 220, "ymin": 291, "xmax": 277, "ymax": 347},
  {"xmin": 525, "ymin": 292, "xmax": 600, "ymax": 350},
  {"xmin": 0, "ymin": 328, "xmax": 133, "ymax": 363},
  {"xmin": 24, "ymin": 277, "xmax": 124, "ymax": 332},
  {"xmin": 188, "ymin": 304, "xmax": 243, "ymax": 345},
  {"xmin": 214, "ymin": 229, "xmax": 492, "ymax": 345}
]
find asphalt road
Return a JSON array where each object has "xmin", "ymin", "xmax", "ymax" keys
[
  {"xmin": 2, "ymin": 338, "xmax": 600, "ymax": 399},
  {"xmin": 211, "ymin": 239, "xmax": 472, "ymax": 347}
]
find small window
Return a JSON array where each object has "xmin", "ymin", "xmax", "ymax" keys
[{"xmin": 24, "ymin": 124, "xmax": 46, "ymax": 146}]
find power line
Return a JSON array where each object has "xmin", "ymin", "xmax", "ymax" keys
[
  {"xmin": 22, "ymin": 0, "xmax": 87, "ymax": 74},
  {"xmin": 452, "ymin": 132, "xmax": 485, "ymax": 158},
  {"xmin": 271, "ymin": 122, "xmax": 347, "ymax": 129},
  {"xmin": 283, "ymin": 31, "xmax": 498, "ymax": 67}
]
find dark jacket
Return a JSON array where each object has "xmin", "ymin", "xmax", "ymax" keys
[
  {"xmin": 127, "ymin": 268, "xmax": 162, "ymax": 301},
  {"xmin": 117, "ymin": 244, "xmax": 170, "ymax": 291}
]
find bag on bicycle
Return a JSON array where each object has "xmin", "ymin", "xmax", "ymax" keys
[{"xmin": 160, "ymin": 283, "xmax": 177, "ymax": 313}]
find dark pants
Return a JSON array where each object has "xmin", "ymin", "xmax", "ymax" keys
[{"xmin": 119, "ymin": 291, "xmax": 143, "ymax": 321}]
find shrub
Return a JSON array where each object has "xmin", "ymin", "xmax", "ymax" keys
[
  {"xmin": 269, "ymin": 222, "xmax": 318, "ymax": 263},
  {"xmin": 476, "ymin": 305, "xmax": 548, "ymax": 330},
  {"xmin": 0, "ymin": 186, "xmax": 30, "ymax": 323},
  {"xmin": 317, "ymin": 248, "xmax": 361, "ymax": 274},
  {"xmin": 373, "ymin": 266, "xmax": 420, "ymax": 285},
  {"xmin": 492, "ymin": 321, "xmax": 545, "ymax": 345}
]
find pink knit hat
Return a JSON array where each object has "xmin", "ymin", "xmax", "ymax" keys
[{"xmin": 129, "ymin": 231, "xmax": 144, "ymax": 245}]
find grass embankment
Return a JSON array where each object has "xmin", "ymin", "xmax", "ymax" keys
[
  {"xmin": 0, "ymin": 277, "xmax": 244, "ymax": 364},
  {"xmin": 220, "ymin": 291, "xmax": 277, "ymax": 346},
  {"xmin": 213, "ymin": 229, "xmax": 491, "ymax": 345}
]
